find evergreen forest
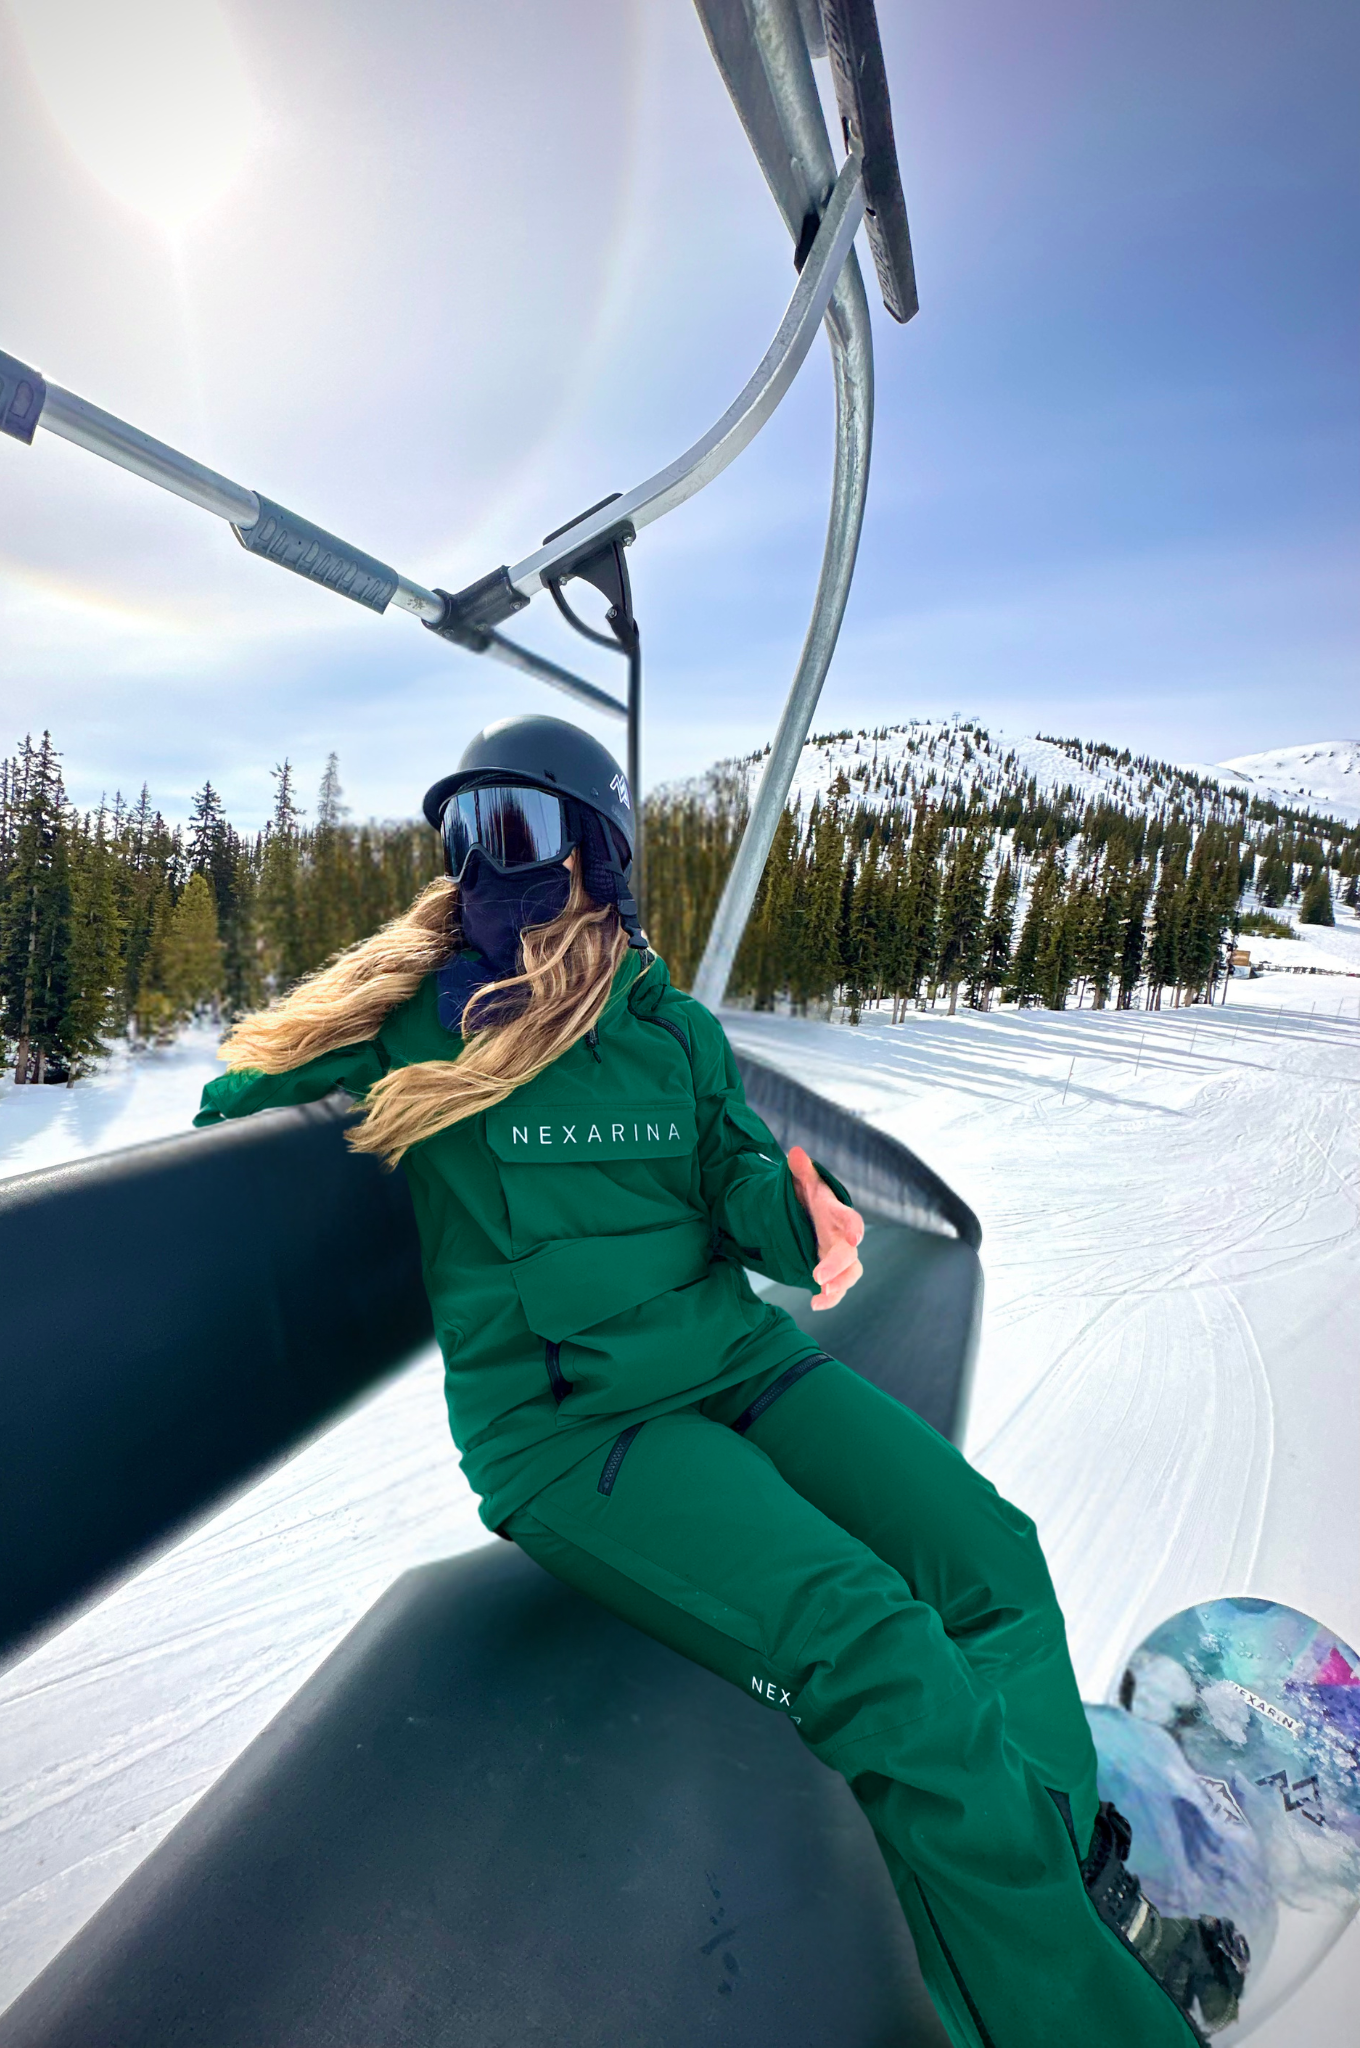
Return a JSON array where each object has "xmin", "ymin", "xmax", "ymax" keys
[
  {"xmin": 0, "ymin": 736, "xmax": 440, "ymax": 1084},
  {"xmin": 2, "ymin": 721, "xmax": 1357, "ymax": 1084},
  {"xmin": 642, "ymin": 725, "xmax": 1360, "ymax": 1019}
]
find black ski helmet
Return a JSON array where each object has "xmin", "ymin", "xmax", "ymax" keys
[
  {"xmin": 422, "ymin": 715, "xmax": 634, "ymax": 858},
  {"xmin": 422, "ymin": 715, "xmax": 644, "ymax": 948}
]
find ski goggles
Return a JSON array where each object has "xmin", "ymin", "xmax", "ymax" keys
[{"xmin": 439, "ymin": 783, "xmax": 575, "ymax": 878}]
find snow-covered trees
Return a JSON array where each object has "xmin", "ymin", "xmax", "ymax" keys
[{"xmin": 641, "ymin": 726, "xmax": 1354, "ymax": 1020}]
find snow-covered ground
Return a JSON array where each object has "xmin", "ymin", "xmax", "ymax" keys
[
  {"xmin": 0, "ymin": 1021, "xmax": 226, "ymax": 1182},
  {"xmin": 1218, "ymin": 741, "xmax": 1360, "ymax": 827},
  {"xmin": 2, "ymin": 978, "xmax": 1357, "ymax": 2039},
  {"xmin": 1235, "ymin": 904, "xmax": 1360, "ymax": 978}
]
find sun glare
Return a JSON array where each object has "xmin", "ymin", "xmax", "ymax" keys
[{"xmin": 13, "ymin": 0, "xmax": 261, "ymax": 235}]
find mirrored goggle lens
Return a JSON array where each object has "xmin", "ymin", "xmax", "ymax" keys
[{"xmin": 442, "ymin": 785, "xmax": 570, "ymax": 874}]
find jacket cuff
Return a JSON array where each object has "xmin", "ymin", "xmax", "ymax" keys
[{"xmin": 812, "ymin": 1158, "xmax": 855, "ymax": 1211}]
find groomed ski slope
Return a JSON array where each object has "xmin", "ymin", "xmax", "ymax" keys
[{"xmin": 2, "ymin": 973, "xmax": 1357, "ymax": 2040}]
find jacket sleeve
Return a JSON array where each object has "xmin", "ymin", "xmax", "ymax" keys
[
  {"xmin": 683, "ymin": 1002, "xmax": 853, "ymax": 1289},
  {"xmin": 193, "ymin": 1040, "xmax": 388, "ymax": 1127}
]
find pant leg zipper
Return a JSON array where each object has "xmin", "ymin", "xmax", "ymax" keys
[
  {"xmin": 598, "ymin": 1424, "xmax": 643, "ymax": 1495},
  {"xmin": 731, "ymin": 1353, "xmax": 831, "ymax": 1436}
]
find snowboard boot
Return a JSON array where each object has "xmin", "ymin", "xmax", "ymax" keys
[{"xmin": 1081, "ymin": 1802, "xmax": 1250, "ymax": 2043}]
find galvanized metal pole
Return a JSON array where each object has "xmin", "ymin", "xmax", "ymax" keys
[
  {"xmin": 691, "ymin": 0, "xmax": 874, "ymax": 1010},
  {"xmin": 691, "ymin": 275, "xmax": 872, "ymax": 1008}
]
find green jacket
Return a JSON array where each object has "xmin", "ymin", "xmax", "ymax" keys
[{"xmin": 195, "ymin": 950, "xmax": 831, "ymax": 1528}]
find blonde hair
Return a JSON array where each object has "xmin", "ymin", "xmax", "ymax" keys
[{"xmin": 219, "ymin": 870, "xmax": 637, "ymax": 1165}]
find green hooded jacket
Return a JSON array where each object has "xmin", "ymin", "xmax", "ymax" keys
[{"xmin": 195, "ymin": 950, "xmax": 834, "ymax": 1528}]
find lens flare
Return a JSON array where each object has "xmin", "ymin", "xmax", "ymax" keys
[{"xmin": 13, "ymin": 0, "xmax": 260, "ymax": 234}]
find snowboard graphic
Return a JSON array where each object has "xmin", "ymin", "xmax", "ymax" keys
[{"xmin": 1086, "ymin": 1599, "xmax": 1360, "ymax": 2039}]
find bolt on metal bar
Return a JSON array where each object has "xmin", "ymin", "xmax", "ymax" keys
[{"xmin": 691, "ymin": 0, "xmax": 876, "ymax": 1010}]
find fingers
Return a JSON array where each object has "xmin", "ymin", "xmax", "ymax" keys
[
  {"xmin": 813, "ymin": 1232, "xmax": 860, "ymax": 1286},
  {"xmin": 811, "ymin": 1256, "xmax": 862, "ymax": 1310},
  {"xmin": 812, "ymin": 1232, "xmax": 863, "ymax": 1311},
  {"xmin": 788, "ymin": 1143, "xmax": 866, "ymax": 1308}
]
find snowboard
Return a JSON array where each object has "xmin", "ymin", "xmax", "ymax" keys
[{"xmin": 1086, "ymin": 1598, "xmax": 1360, "ymax": 2040}]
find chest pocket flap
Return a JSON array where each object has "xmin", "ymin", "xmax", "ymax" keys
[
  {"xmin": 510, "ymin": 1217, "xmax": 713, "ymax": 1340},
  {"xmin": 486, "ymin": 1103, "xmax": 697, "ymax": 1164}
]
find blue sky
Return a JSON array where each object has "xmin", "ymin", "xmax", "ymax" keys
[{"xmin": 1, "ymin": 0, "xmax": 1355, "ymax": 830}]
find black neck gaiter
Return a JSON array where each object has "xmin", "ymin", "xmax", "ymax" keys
[{"xmin": 457, "ymin": 855, "xmax": 572, "ymax": 980}]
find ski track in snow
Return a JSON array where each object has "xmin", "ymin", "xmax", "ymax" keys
[{"xmin": 1, "ymin": 978, "xmax": 1357, "ymax": 2037}]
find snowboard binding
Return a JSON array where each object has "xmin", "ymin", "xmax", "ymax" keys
[{"xmin": 1082, "ymin": 1802, "xmax": 1250, "ymax": 2042}]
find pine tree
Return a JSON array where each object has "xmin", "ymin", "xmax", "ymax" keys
[
  {"xmin": 843, "ymin": 829, "xmax": 885, "ymax": 1022},
  {"xmin": 736, "ymin": 803, "xmax": 798, "ymax": 1008},
  {"xmin": 166, "ymin": 872, "xmax": 224, "ymax": 1016},
  {"xmin": 1145, "ymin": 830, "xmax": 1189, "ymax": 1007},
  {"xmin": 1116, "ymin": 866, "xmax": 1150, "ymax": 1008},
  {"xmin": 935, "ymin": 833, "xmax": 988, "ymax": 1015},
  {"xmin": 187, "ymin": 782, "xmax": 226, "ymax": 874},
  {"xmin": 258, "ymin": 760, "xmax": 307, "ymax": 990},
  {"xmin": 886, "ymin": 804, "xmax": 942, "ymax": 1012},
  {"xmin": 1084, "ymin": 850, "xmax": 1130, "ymax": 1010},
  {"xmin": 0, "ymin": 735, "xmax": 74, "ymax": 1082},
  {"xmin": 1300, "ymin": 866, "xmax": 1335, "ymax": 926},
  {"xmin": 971, "ymin": 857, "xmax": 1016, "ymax": 1009},
  {"xmin": 1035, "ymin": 864, "xmax": 1079, "ymax": 1009},
  {"xmin": 1005, "ymin": 854, "xmax": 1062, "ymax": 1006},
  {"xmin": 316, "ymin": 752, "xmax": 347, "ymax": 830},
  {"xmin": 790, "ymin": 800, "xmax": 847, "ymax": 1010},
  {"xmin": 62, "ymin": 808, "xmax": 125, "ymax": 1073}
]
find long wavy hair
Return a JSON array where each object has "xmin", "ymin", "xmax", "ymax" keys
[{"xmin": 218, "ymin": 867, "xmax": 636, "ymax": 1165}]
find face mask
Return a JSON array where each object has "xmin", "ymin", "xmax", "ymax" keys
[{"xmin": 457, "ymin": 852, "xmax": 572, "ymax": 981}]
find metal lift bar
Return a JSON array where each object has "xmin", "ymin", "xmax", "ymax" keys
[
  {"xmin": 690, "ymin": 0, "xmax": 888, "ymax": 1009},
  {"xmin": 438, "ymin": 151, "xmax": 866, "ymax": 630},
  {"xmin": 0, "ymin": 351, "xmax": 626, "ymax": 720},
  {"xmin": 1, "ymin": 142, "xmax": 863, "ymax": 724}
]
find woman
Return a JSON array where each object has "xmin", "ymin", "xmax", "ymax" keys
[{"xmin": 196, "ymin": 715, "xmax": 1244, "ymax": 2047}]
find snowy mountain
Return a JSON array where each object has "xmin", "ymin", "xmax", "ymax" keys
[
  {"xmin": 1214, "ymin": 741, "xmax": 1360, "ymax": 827},
  {"xmin": 656, "ymin": 719, "xmax": 1360, "ymax": 840}
]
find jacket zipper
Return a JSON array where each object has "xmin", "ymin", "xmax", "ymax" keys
[
  {"xmin": 633, "ymin": 1011, "xmax": 690, "ymax": 1058},
  {"xmin": 585, "ymin": 1027, "xmax": 602, "ymax": 1062},
  {"xmin": 545, "ymin": 1340, "xmax": 573, "ymax": 1405}
]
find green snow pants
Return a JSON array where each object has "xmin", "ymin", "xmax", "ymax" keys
[{"xmin": 505, "ymin": 1358, "xmax": 1196, "ymax": 2048}]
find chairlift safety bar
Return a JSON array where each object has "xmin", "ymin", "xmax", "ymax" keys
[{"xmin": 0, "ymin": 150, "xmax": 864, "ymax": 726}]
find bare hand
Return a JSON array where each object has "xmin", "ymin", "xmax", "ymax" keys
[{"xmin": 787, "ymin": 1145, "xmax": 865, "ymax": 1312}]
